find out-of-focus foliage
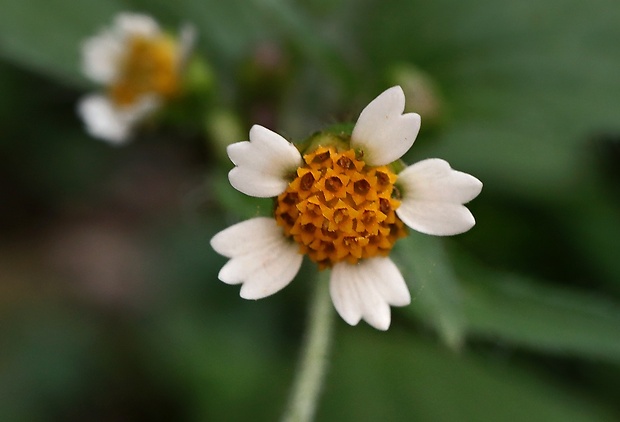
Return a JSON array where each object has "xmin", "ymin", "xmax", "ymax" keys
[{"xmin": 1, "ymin": 0, "xmax": 619, "ymax": 420}]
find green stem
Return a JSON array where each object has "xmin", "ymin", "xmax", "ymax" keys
[{"xmin": 282, "ymin": 271, "xmax": 335, "ymax": 422}]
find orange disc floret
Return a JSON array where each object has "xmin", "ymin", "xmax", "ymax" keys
[
  {"xmin": 275, "ymin": 146, "xmax": 407, "ymax": 269},
  {"xmin": 109, "ymin": 34, "xmax": 180, "ymax": 106}
]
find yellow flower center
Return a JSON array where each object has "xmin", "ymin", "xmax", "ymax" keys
[
  {"xmin": 109, "ymin": 34, "xmax": 180, "ymax": 106},
  {"xmin": 275, "ymin": 146, "xmax": 407, "ymax": 269}
]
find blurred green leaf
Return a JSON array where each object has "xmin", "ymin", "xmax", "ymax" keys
[
  {"xmin": 129, "ymin": 0, "xmax": 351, "ymax": 83},
  {"xmin": 0, "ymin": 0, "xmax": 123, "ymax": 85},
  {"xmin": 455, "ymin": 255, "xmax": 620, "ymax": 362},
  {"xmin": 146, "ymin": 216, "xmax": 225, "ymax": 300},
  {"xmin": 558, "ymin": 186, "xmax": 620, "ymax": 290},
  {"xmin": 141, "ymin": 306, "xmax": 291, "ymax": 422},
  {"xmin": 129, "ymin": 0, "xmax": 274, "ymax": 65},
  {"xmin": 394, "ymin": 233, "xmax": 465, "ymax": 349},
  {"xmin": 0, "ymin": 304, "xmax": 100, "ymax": 421},
  {"xmin": 246, "ymin": 0, "xmax": 354, "ymax": 90},
  {"xmin": 320, "ymin": 330, "xmax": 618, "ymax": 422},
  {"xmin": 361, "ymin": 0, "xmax": 620, "ymax": 201}
]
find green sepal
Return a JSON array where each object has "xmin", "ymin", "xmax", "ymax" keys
[{"xmin": 296, "ymin": 123, "xmax": 355, "ymax": 154}]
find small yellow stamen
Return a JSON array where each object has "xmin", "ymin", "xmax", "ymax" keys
[
  {"xmin": 109, "ymin": 34, "xmax": 180, "ymax": 106},
  {"xmin": 275, "ymin": 146, "xmax": 406, "ymax": 269}
]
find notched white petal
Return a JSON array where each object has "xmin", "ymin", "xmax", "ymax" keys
[
  {"xmin": 330, "ymin": 257, "xmax": 410, "ymax": 330},
  {"xmin": 210, "ymin": 217, "xmax": 285, "ymax": 257},
  {"xmin": 351, "ymin": 86, "xmax": 421, "ymax": 166},
  {"xmin": 397, "ymin": 158, "xmax": 482, "ymax": 236},
  {"xmin": 239, "ymin": 245, "xmax": 302, "ymax": 300},
  {"xmin": 366, "ymin": 258, "xmax": 411, "ymax": 307},
  {"xmin": 211, "ymin": 217, "xmax": 302, "ymax": 299},
  {"xmin": 227, "ymin": 125, "xmax": 302, "ymax": 198},
  {"xmin": 329, "ymin": 265, "xmax": 363, "ymax": 326}
]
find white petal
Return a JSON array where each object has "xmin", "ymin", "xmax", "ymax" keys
[
  {"xmin": 77, "ymin": 94, "xmax": 159, "ymax": 144},
  {"xmin": 396, "ymin": 158, "xmax": 482, "ymax": 236},
  {"xmin": 211, "ymin": 217, "xmax": 286, "ymax": 257},
  {"xmin": 114, "ymin": 13, "xmax": 160, "ymax": 38},
  {"xmin": 227, "ymin": 125, "xmax": 302, "ymax": 198},
  {"xmin": 365, "ymin": 258, "xmax": 411, "ymax": 307},
  {"xmin": 81, "ymin": 30, "xmax": 123, "ymax": 83},
  {"xmin": 351, "ymin": 86, "xmax": 421, "ymax": 166},
  {"xmin": 210, "ymin": 217, "xmax": 303, "ymax": 299},
  {"xmin": 177, "ymin": 23, "xmax": 197, "ymax": 68},
  {"xmin": 330, "ymin": 257, "xmax": 410, "ymax": 330},
  {"xmin": 77, "ymin": 95, "xmax": 132, "ymax": 144}
]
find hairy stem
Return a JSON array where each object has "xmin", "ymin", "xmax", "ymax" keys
[{"xmin": 282, "ymin": 271, "xmax": 335, "ymax": 422}]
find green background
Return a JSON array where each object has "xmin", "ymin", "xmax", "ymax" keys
[{"xmin": 1, "ymin": 0, "xmax": 620, "ymax": 420}]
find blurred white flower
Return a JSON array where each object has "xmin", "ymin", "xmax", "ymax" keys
[
  {"xmin": 78, "ymin": 13, "xmax": 195, "ymax": 144},
  {"xmin": 211, "ymin": 86, "xmax": 482, "ymax": 330}
]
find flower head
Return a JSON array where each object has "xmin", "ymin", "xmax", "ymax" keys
[
  {"xmin": 78, "ymin": 13, "xmax": 195, "ymax": 144},
  {"xmin": 211, "ymin": 86, "xmax": 482, "ymax": 330}
]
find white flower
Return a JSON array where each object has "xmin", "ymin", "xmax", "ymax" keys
[
  {"xmin": 78, "ymin": 13, "xmax": 195, "ymax": 144},
  {"xmin": 211, "ymin": 86, "xmax": 482, "ymax": 330}
]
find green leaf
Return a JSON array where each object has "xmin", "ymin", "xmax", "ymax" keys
[
  {"xmin": 128, "ymin": 0, "xmax": 353, "ymax": 91},
  {"xmin": 456, "ymin": 255, "xmax": 620, "ymax": 362},
  {"xmin": 0, "ymin": 0, "xmax": 124, "ymax": 85},
  {"xmin": 0, "ymin": 305, "xmax": 100, "ymax": 422},
  {"xmin": 320, "ymin": 330, "xmax": 618, "ymax": 422},
  {"xmin": 140, "ymin": 306, "xmax": 291, "ymax": 422},
  {"xmin": 394, "ymin": 233, "xmax": 465, "ymax": 349},
  {"xmin": 127, "ymin": 0, "xmax": 270, "ymax": 63},
  {"xmin": 361, "ymin": 0, "xmax": 620, "ymax": 201},
  {"xmin": 557, "ymin": 186, "xmax": 620, "ymax": 290}
]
